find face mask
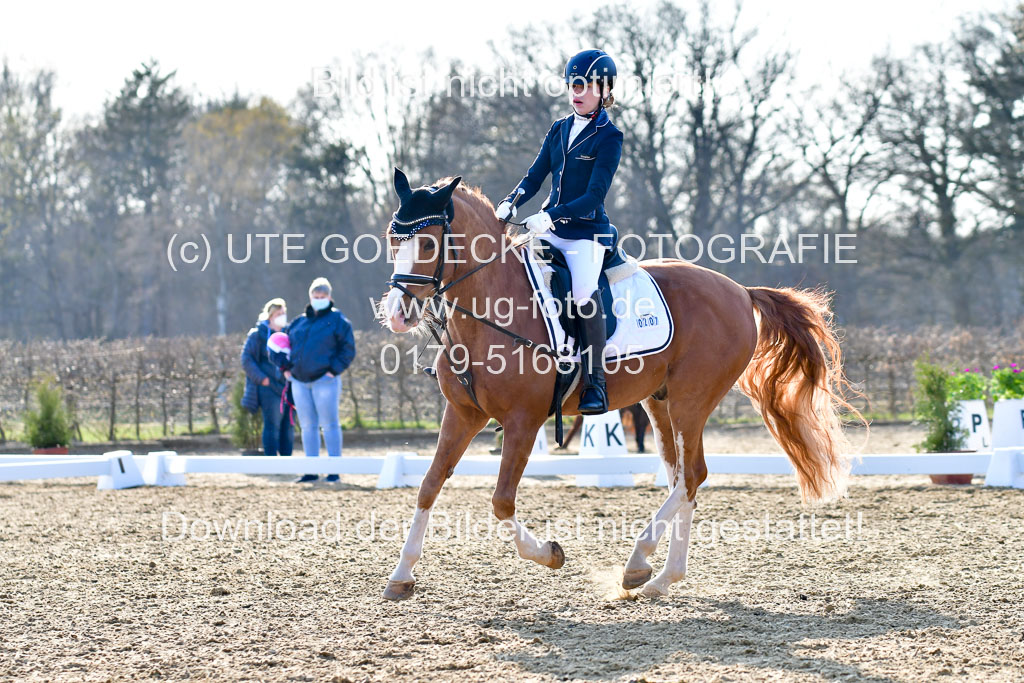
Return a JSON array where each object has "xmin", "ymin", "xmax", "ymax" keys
[
  {"xmin": 272, "ymin": 314, "xmax": 287, "ymax": 327},
  {"xmin": 310, "ymin": 297, "xmax": 330, "ymax": 311}
]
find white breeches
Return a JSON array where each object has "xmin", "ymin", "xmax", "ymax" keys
[{"xmin": 542, "ymin": 233, "xmax": 607, "ymax": 301}]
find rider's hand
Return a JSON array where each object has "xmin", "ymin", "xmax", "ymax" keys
[
  {"xmin": 495, "ymin": 200, "xmax": 517, "ymax": 221},
  {"xmin": 525, "ymin": 212, "xmax": 554, "ymax": 235}
]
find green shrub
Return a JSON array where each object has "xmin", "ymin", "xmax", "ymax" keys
[
  {"xmin": 990, "ymin": 363, "xmax": 1024, "ymax": 401},
  {"xmin": 230, "ymin": 375, "xmax": 262, "ymax": 451},
  {"xmin": 946, "ymin": 368, "xmax": 988, "ymax": 402},
  {"xmin": 23, "ymin": 376, "xmax": 74, "ymax": 449},
  {"xmin": 914, "ymin": 358, "xmax": 967, "ymax": 453}
]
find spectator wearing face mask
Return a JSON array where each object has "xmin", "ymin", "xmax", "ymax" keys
[
  {"xmin": 241, "ymin": 298, "xmax": 294, "ymax": 456},
  {"xmin": 281, "ymin": 277, "xmax": 356, "ymax": 483}
]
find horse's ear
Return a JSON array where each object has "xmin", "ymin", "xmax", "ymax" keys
[
  {"xmin": 437, "ymin": 175, "xmax": 462, "ymax": 202},
  {"xmin": 393, "ymin": 167, "xmax": 412, "ymax": 200}
]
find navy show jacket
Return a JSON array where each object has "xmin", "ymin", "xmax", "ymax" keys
[{"xmin": 504, "ymin": 107, "xmax": 623, "ymax": 241}]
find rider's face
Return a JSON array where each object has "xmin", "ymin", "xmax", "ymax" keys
[{"xmin": 569, "ymin": 81, "xmax": 605, "ymax": 116}]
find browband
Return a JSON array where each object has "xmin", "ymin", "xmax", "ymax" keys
[{"xmin": 388, "ymin": 213, "xmax": 448, "ymax": 241}]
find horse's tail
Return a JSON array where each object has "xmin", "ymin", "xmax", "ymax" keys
[{"xmin": 738, "ymin": 286, "xmax": 863, "ymax": 503}]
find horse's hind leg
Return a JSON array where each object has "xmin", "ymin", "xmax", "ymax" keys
[
  {"xmin": 622, "ymin": 395, "xmax": 685, "ymax": 589},
  {"xmin": 639, "ymin": 433, "xmax": 702, "ymax": 597},
  {"xmin": 638, "ymin": 394, "xmax": 712, "ymax": 596},
  {"xmin": 383, "ymin": 404, "xmax": 487, "ymax": 601}
]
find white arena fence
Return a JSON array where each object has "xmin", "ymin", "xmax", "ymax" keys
[{"xmin": 1, "ymin": 449, "xmax": 1022, "ymax": 490}]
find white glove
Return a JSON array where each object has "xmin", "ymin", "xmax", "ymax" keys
[
  {"xmin": 524, "ymin": 212, "xmax": 554, "ymax": 235},
  {"xmin": 495, "ymin": 200, "xmax": 517, "ymax": 221}
]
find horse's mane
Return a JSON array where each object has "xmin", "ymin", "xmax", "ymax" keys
[
  {"xmin": 426, "ymin": 175, "xmax": 506, "ymax": 240},
  {"xmin": 433, "ymin": 176, "xmax": 494, "ymax": 212}
]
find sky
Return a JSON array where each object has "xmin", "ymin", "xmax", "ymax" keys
[{"xmin": 1, "ymin": 0, "xmax": 1014, "ymax": 123}]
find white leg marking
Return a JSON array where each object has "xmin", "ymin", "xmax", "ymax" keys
[
  {"xmin": 640, "ymin": 499, "xmax": 696, "ymax": 597},
  {"xmin": 389, "ymin": 506, "xmax": 431, "ymax": 582},
  {"xmin": 672, "ymin": 433, "xmax": 687, "ymax": 489},
  {"xmin": 624, "ymin": 431, "xmax": 685, "ymax": 571},
  {"xmin": 504, "ymin": 516, "xmax": 550, "ymax": 564},
  {"xmin": 624, "ymin": 479, "xmax": 687, "ymax": 571}
]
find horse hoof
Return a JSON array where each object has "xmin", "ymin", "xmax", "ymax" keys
[
  {"xmin": 382, "ymin": 580, "xmax": 415, "ymax": 601},
  {"xmin": 546, "ymin": 541, "xmax": 565, "ymax": 569},
  {"xmin": 622, "ymin": 568, "xmax": 653, "ymax": 590},
  {"xmin": 639, "ymin": 580, "xmax": 669, "ymax": 598}
]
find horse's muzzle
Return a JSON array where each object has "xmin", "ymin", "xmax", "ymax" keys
[{"xmin": 384, "ymin": 288, "xmax": 421, "ymax": 332}]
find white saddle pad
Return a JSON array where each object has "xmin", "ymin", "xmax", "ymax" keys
[{"xmin": 521, "ymin": 242, "xmax": 674, "ymax": 363}]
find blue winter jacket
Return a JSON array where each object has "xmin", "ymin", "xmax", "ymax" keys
[
  {"xmin": 504, "ymin": 107, "xmax": 623, "ymax": 241},
  {"xmin": 282, "ymin": 302, "xmax": 356, "ymax": 383},
  {"xmin": 241, "ymin": 320, "xmax": 286, "ymax": 411}
]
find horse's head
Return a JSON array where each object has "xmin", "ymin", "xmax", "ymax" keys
[{"xmin": 382, "ymin": 168, "xmax": 462, "ymax": 332}]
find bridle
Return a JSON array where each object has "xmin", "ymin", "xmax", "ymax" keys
[
  {"xmin": 385, "ymin": 204, "xmax": 531, "ymax": 311},
  {"xmin": 384, "ymin": 210, "xmax": 453, "ymax": 303},
  {"xmin": 384, "ymin": 194, "xmax": 574, "ymax": 444},
  {"xmin": 384, "ymin": 201, "xmax": 560, "ymax": 406}
]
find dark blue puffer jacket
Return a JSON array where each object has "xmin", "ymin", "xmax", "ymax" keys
[
  {"xmin": 283, "ymin": 302, "xmax": 356, "ymax": 383},
  {"xmin": 241, "ymin": 321, "xmax": 287, "ymax": 410}
]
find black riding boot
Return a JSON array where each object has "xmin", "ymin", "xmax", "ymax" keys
[{"xmin": 577, "ymin": 289, "xmax": 608, "ymax": 415}]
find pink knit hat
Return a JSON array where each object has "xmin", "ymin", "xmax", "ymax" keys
[{"xmin": 268, "ymin": 332, "xmax": 291, "ymax": 356}]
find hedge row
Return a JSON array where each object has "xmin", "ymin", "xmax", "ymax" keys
[{"xmin": 1, "ymin": 324, "xmax": 1021, "ymax": 442}]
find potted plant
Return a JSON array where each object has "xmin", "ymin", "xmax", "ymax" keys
[
  {"xmin": 947, "ymin": 367, "xmax": 991, "ymax": 451},
  {"xmin": 23, "ymin": 376, "xmax": 74, "ymax": 455},
  {"xmin": 990, "ymin": 363, "xmax": 1024, "ymax": 448},
  {"xmin": 913, "ymin": 359, "xmax": 971, "ymax": 484},
  {"xmin": 230, "ymin": 375, "xmax": 263, "ymax": 455}
]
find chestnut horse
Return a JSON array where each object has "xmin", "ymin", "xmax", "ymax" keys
[{"xmin": 379, "ymin": 170, "xmax": 857, "ymax": 600}]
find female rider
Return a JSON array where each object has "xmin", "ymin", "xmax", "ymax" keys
[{"xmin": 495, "ymin": 49, "xmax": 622, "ymax": 415}]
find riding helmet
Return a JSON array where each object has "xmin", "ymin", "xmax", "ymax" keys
[{"xmin": 564, "ymin": 49, "xmax": 617, "ymax": 89}]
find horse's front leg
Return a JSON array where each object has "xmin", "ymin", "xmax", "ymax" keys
[
  {"xmin": 382, "ymin": 404, "xmax": 487, "ymax": 600},
  {"xmin": 492, "ymin": 420, "xmax": 565, "ymax": 569}
]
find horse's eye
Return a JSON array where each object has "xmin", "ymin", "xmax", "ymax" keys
[{"xmin": 422, "ymin": 240, "xmax": 436, "ymax": 252}]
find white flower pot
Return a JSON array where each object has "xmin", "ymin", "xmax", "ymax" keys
[
  {"xmin": 991, "ymin": 398, "xmax": 1024, "ymax": 449},
  {"xmin": 952, "ymin": 399, "xmax": 991, "ymax": 451}
]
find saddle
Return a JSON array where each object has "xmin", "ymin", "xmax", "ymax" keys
[{"xmin": 535, "ymin": 224, "xmax": 633, "ymax": 349}]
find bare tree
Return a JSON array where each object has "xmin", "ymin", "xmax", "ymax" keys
[
  {"xmin": 180, "ymin": 96, "xmax": 301, "ymax": 334},
  {"xmin": 0, "ymin": 63, "xmax": 72, "ymax": 338},
  {"xmin": 588, "ymin": 1, "xmax": 801, "ymax": 249},
  {"xmin": 874, "ymin": 44, "xmax": 984, "ymax": 324},
  {"xmin": 958, "ymin": 6, "xmax": 1024, "ymax": 235},
  {"xmin": 793, "ymin": 62, "xmax": 894, "ymax": 235}
]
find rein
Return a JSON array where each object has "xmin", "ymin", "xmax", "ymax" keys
[
  {"xmin": 386, "ymin": 216, "xmax": 559, "ymax": 360},
  {"xmin": 386, "ymin": 213, "xmax": 561, "ymax": 414}
]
